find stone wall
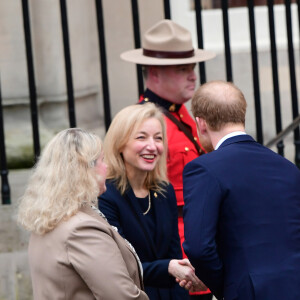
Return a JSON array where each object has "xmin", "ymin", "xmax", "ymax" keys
[
  {"xmin": 0, "ymin": 170, "xmax": 32, "ymax": 300},
  {"xmin": 0, "ymin": 0, "xmax": 165, "ymax": 168}
]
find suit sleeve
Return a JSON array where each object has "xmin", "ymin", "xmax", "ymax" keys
[
  {"xmin": 183, "ymin": 160, "xmax": 224, "ymax": 299},
  {"xmin": 67, "ymin": 218, "xmax": 149, "ymax": 300}
]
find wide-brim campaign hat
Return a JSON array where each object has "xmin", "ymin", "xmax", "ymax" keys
[{"xmin": 121, "ymin": 19, "xmax": 216, "ymax": 66}]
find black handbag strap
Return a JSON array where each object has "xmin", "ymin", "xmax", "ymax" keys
[
  {"xmin": 124, "ymin": 193, "xmax": 158, "ymax": 259},
  {"xmin": 163, "ymin": 109, "xmax": 203, "ymax": 154}
]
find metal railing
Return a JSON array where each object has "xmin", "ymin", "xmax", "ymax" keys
[{"xmin": 1, "ymin": 0, "xmax": 299, "ymax": 204}]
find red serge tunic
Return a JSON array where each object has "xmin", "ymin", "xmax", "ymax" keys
[{"xmin": 140, "ymin": 89, "xmax": 211, "ymax": 296}]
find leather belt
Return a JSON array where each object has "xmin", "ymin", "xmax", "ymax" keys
[{"xmin": 177, "ymin": 206, "xmax": 183, "ymax": 217}]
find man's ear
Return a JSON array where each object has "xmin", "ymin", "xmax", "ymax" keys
[
  {"xmin": 148, "ymin": 66, "xmax": 159, "ymax": 82},
  {"xmin": 195, "ymin": 117, "xmax": 207, "ymax": 135}
]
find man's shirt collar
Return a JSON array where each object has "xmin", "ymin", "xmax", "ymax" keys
[{"xmin": 215, "ymin": 131, "xmax": 246, "ymax": 150}]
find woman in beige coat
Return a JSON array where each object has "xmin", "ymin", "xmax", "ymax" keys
[{"xmin": 18, "ymin": 128, "xmax": 148, "ymax": 300}]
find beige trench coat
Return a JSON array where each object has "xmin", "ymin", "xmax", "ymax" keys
[{"xmin": 28, "ymin": 205, "xmax": 148, "ymax": 300}]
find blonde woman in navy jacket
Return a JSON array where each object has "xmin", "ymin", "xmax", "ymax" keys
[{"xmin": 99, "ymin": 103, "xmax": 205, "ymax": 300}]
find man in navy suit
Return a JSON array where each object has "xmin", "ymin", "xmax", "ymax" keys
[{"xmin": 182, "ymin": 80, "xmax": 300, "ymax": 300}]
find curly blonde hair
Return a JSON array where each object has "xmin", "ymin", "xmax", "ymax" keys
[
  {"xmin": 17, "ymin": 128, "xmax": 103, "ymax": 235},
  {"xmin": 104, "ymin": 103, "xmax": 168, "ymax": 194}
]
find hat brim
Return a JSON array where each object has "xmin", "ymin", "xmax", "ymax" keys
[{"xmin": 120, "ymin": 48, "xmax": 216, "ymax": 65}]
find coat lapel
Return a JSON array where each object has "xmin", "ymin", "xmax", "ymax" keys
[
  {"xmin": 80, "ymin": 204, "xmax": 139, "ymax": 258},
  {"xmin": 125, "ymin": 188, "xmax": 159, "ymax": 258},
  {"xmin": 151, "ymin": 190, "xmax": 165, "ymax": 251}
]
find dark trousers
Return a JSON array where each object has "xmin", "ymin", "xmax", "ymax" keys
[{"xmin": 190, "ymin": 294, "xmax": 213, "ymax": 300}]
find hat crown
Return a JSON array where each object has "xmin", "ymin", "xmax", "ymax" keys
[{"xmin": 142, "ymin": 20, "xmax": 193, "ymax": 52}]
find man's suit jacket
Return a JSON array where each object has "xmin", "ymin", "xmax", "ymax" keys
[
  {"xmin": 99, "ymin": 181, "xmax": 189, "ymax": 300},
  {"xmin": 28, "ymin": 205, "xmax": 148, "ymax": 300},
  {"xmin": 183, "ymin": 134, "xmax": 300, "ymax": 300}
]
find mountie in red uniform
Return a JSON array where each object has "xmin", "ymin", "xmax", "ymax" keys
[{"xmin": 140, "ymin": 89, "xmax": 211, "ymax": 296}]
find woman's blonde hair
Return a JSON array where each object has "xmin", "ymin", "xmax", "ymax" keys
[
  {"xmin": 104, "ymin": 103, "xmax": 168, "ymax": 194},
  {"xmin": 17, "ymin": 128, "xmax": 103, "ymax": 235}
]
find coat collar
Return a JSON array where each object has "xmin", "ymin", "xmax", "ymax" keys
[
  {"xmin": 218, "ymin": 134, "xmax": 255, "ymax": 149},
  {"xmin": 140, "ymin": 89, "xmax": 182, "ymax": 112},
  {"xmin": 79, "ymin": 204, "xmax": 106, "ymax": 223}
]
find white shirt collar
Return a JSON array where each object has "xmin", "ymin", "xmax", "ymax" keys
[{"xmin": 215, "ymin": 131, "xmax": 246, "ymax": 150}]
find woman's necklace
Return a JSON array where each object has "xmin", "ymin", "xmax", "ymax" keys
[{"xmin": 143, "ymin": 193, "xmax": 151, "ymax": 215}]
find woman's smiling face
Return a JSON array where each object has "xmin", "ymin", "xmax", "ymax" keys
[{"xmin": 122, "ymin": 117, "xmax": 164, "ymax": 176}]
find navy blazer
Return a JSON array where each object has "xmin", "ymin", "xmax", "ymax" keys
[
  {"xmin": 183, "ymin": 134, "xmax": 300, "ymax": 300},
  {"xmin": 99, "ymin": 180, "xmax": 188, "ymax": 300}
]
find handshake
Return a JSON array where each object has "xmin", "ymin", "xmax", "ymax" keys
[{"xmin": 168, "ymin": 258, "xmax": 207, "ymax": 292}]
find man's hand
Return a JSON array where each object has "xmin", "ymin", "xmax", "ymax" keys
[
  {"xmin": 168, "ymin": 258, "xmax": 207, "ymax": 291},
  {"xmin": 169, "ymin": 259, "xmax": 208, "ymax": 292}
]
